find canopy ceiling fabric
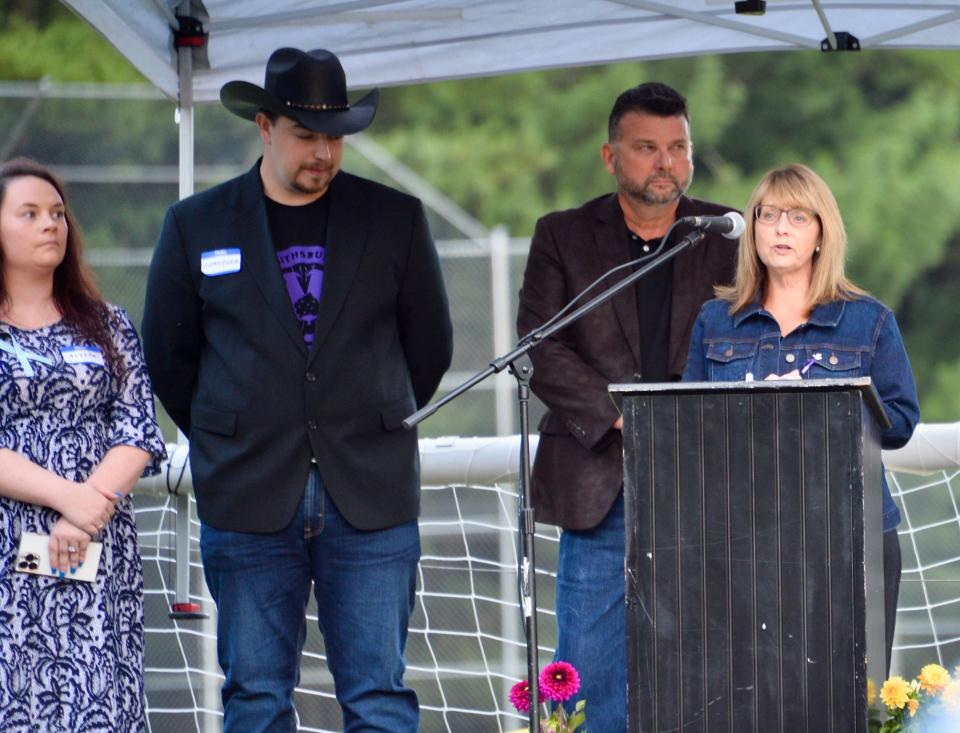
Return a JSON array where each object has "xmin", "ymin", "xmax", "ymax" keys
[{"xmin": 63, "ymin": 1, "xmax": 960, "ymax": 102}]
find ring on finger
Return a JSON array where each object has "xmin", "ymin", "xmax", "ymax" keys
[{"xmin": 67, "ymin": 546, "xmax": 78, "ymax": 554}]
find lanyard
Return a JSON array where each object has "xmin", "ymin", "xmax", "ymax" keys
[{"xmin": 0, "ymin": 328, "xmax": 55, "ymax": 378}]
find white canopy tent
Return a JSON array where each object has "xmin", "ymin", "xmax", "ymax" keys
[
  {"xmin": 61, "ymin": 1, "xmax": 960, "ymax": 101},
  {"xmin": 59, "ymin": 0, "xmax": 960, "ymax": 198}
]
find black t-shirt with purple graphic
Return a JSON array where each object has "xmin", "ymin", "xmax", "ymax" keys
[{"xmin": 265, "ymin": 195, "xmax": 330, "ymax": 347}]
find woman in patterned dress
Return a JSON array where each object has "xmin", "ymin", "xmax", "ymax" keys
[{"xmin": 0, "ymin": 158, "xmax": 166, "ymax": 732}]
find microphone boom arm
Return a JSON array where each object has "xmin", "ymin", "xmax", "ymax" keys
[{"xmin": 402, "ymin": 227, "xmax": 707, "ymax": 430}]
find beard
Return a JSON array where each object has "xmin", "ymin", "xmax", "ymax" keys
[
  {"xmin": 292, "ymin": 166, "xmax": 335, "ymax": 194},
  {"xmin": 616, "ymin": 159, "xmax": 693, "ymax": 206}
]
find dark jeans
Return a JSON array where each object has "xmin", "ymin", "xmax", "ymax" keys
[{"xmin": 200, "ymin": 467, "xmax": 420, "ymax": 732}]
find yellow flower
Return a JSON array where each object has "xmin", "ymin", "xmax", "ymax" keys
[
  {"xmin": 907, "ymin": 698, "xmax": 920, "ymax": 717},
  {"xmin": 919, "ymin": 664, "xmax": 951, "ymax": 694},
  {"xmin": 881, "ymin": 677, "xmax": 911, "ymax": 710}
]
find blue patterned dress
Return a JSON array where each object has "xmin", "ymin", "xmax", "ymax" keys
[{"xmin": 0, "ymin": 306, "xmax": 166, "ymax": 733}]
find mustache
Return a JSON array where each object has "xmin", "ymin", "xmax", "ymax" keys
[{"xmin": 643, "ymin": 173, "xmax": 681, "ymax": 187}]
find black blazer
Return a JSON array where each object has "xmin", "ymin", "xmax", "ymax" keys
[
  {"xmin": 516, "ymin": 194, "xmax": 737, "ymax": 530},
  {"xmin": 142, "ymin": 163, "xmax": 453, "ymax": 533}
]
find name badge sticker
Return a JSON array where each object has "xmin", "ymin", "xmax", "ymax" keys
[
  {"xmin": 201, "ymin": 248, "xmax": 242, "ymax": 277},
  {"xmin": 61, "ymin": 345, "xmax": 105, "ymax": 366}
]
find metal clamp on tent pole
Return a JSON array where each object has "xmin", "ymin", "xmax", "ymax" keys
[
  {"xmin": 821, "ymin": 31, "xmax": 861, "ymax": 51},
  {"xmin": 812, "ymin": 0, "xmax": 859, "ymax": 51},
  {"xmin": 173, "ymin": 15, "xmax": 207, "ymax": 48},
  {"xmin": 734, "ymin": 0, "xmax": 766, "ymax": 14}
]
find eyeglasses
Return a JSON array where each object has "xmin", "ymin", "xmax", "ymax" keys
[{"xmin": 755, "ymin": 204, "xmax": 818, "ymax": 228}]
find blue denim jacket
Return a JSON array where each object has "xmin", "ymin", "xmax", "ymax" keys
[{"xmin": 683, "ymin": 295, "xmax": 920, "ymax": 531}]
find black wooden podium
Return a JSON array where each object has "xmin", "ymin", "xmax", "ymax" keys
[{"xmin": 610, "ymin": 378, "xmax": 890, "ymax": 733}]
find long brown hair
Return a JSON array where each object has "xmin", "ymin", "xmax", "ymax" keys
[
  {"xmin": 0, "ymin": 157, "xmax": 119, "ymax": 372},
  {"xmin": 716, "ymin": 163, "xmax": 866, "ymax": 313}
]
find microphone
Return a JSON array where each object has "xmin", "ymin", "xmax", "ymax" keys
[{"xmin": 679, "ymin": 211, "xmax": 745, "ymax": 239}]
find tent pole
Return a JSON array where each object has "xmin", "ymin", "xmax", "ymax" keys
[
  {"xmin": 177, "ymin": 14, "xmax": 194, "ymax": 201},
  {"xmin": 172, "ymin": 8, "xmax": 218, "ymax": 729},
  {"xmin": 171, "ymin": 4, "xmax": 204, "ymax": 622}
]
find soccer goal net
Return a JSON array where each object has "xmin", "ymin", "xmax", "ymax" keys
[{"xmin": 135, "ymin": 426, "xmax": 960, "ymax": 733}]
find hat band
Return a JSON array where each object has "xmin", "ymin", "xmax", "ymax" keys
[{"xmin": 284, "ymin": 99, "xmax": 350, "ymax": 111}]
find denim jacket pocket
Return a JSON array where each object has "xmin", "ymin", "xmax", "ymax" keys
[
  {"xmin": 706, "ymin": 341, "xmax": 758, "ymax": 382},
  {"xmin": 804, "ymin": 347, "xmax": 862, "ymax": 378}
]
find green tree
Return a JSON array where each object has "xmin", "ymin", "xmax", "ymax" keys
[{"xmin": 0, "ymin": 1, "xmax": 142, "ymax": 82}]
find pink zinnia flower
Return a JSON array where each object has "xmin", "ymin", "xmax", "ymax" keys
[
  {"xmin": 509, "ymin": 679, "xmax": 531, "ymax": 713},
  {"xmin": 540, "ymin": 661, "xmax": 581, "ymax": 702}
]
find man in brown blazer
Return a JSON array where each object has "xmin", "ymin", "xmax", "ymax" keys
[{"xmin": 516, "ymin": 82, "xmax": 737, "ymax": 730}]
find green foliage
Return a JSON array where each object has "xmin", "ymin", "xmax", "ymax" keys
[{"xmin": 0, "ymin": 4, "xmax": 142, "ymax": 82}]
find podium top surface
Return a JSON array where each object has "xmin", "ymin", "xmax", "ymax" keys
[{"xmin": 609, "ymin": 377, "xmax": 890, "ymax": 429}]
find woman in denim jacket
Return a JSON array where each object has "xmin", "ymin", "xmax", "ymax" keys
[{"xmin": 683, "ymin": 163, "xmax": 919, "ymax": 666}]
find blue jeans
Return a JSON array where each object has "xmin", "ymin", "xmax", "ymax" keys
[
  {"xmin": 555, "ymin": 491, "xmax": 626, "ymax": 732},
  {"xmin": 200, "ymin": 468, "xmax": 420, "ymax": 732}
]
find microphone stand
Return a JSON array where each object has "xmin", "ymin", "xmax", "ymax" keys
[{"xmin": 404, "ymin": 226, "xmax": 707, "ymax": 732}]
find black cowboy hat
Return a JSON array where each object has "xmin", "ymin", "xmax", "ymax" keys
[{"xmin": 220, "ymin": 47, "xmax": 378, "ymax": 136}]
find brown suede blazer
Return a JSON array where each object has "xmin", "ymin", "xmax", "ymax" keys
[{"xmin": 516, "ymin": 193, "xmax": 737, "ymax": 530}]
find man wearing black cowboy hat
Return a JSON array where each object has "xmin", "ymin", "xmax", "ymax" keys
[{"xmin": 143, "ymin": 47, "xmax": 452, "ymax": 732}]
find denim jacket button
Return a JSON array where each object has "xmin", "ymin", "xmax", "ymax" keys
[
  {"xmin": 785, "ymin": 353, "xmax": 796, "ymax": 363},
  {"xmin": 829, "ymin": 354, "xmax": 839, "ymax": 365},
  {"xmin": 724, "ymin": 347, "xmax": 733, "ymax": 357}
]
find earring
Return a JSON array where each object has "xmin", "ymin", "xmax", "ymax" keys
[{"xmin": 815, "ymin": 246, "xmax": 821, "ymax": 253}]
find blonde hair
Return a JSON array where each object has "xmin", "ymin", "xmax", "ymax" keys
[{"xmin": 716, "ymin": 163, "xmax": 865, "ymax": 313}]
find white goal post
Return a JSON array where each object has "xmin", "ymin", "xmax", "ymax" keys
[{"xmin": 137, "ymin": 423, "xmax": 960, "ymax": 498}]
